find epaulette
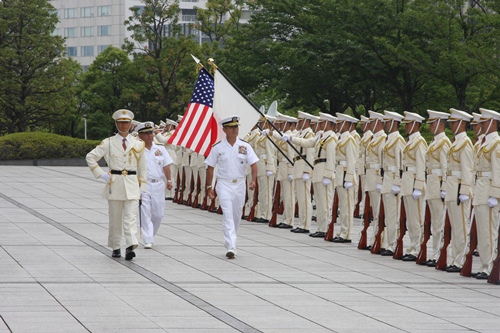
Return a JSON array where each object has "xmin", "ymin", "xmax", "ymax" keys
[{"xmin": 212, "ymin": 141, "xmax": 221, "ymax": 147}]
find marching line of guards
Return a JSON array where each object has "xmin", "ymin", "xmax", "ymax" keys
[{"xmin": 151, "ymin": 108, "xmax": 500, "ymax": 284}]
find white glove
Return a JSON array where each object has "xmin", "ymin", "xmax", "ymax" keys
[
  {"xmin": 302, "ymin": 173, "xmax": 310, "ymax": 181},
  {"xmin": 487, "ymin": 196, "xmax": 499, "ymax": 208},
  {"xmin": 391, "ymin": 185, "xmax": 400, "ymax": 195},
  {"xmin": 266, "ymin": 170, "xmax": 273, "ymax": 177},
  {"xmin": 376, "ymin": 183, "xmax": 382, "ymax": 192},
  {"xmin": 288, "ymin": 174, "xmax": 293, "ymax": 181},
  {"xmin": 440, "ymin": 191, "xmax": 446, "ymax": 199},
  {"xmin": 100, "ymin": 173, "xmax": 110, "ymax": 183},
  {"xmin": 322, "ymin": 178, "xmax": 331, "ymax": 186},
  {"xmin": 412, "ymin": 189, "xmax": 422, "ymax": 200},
  {"xmin": 344, "ymin": 181, "xmax": 353, "ymax": 189},
  {"xmin": 260, "ymin": 129, "xmax": 269, "ymax": 136},
  {"xmin": 458, "ymin": 194, "xmax": 470, "ymax": 202},
  {"xmin": 281, "ymin": 135, "xmax": 290, "ymax": 142}
]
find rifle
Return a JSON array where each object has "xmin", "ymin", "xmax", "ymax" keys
[
  {"xmin": 393, "ymin": 198, "xmax": 406, "ymax": 259},
  {"xmin": 435, "ymin": 207, "xmax": 451, "ymax": 270},
  {"xmin": 269, "ymin": 180, "xmax": 281, "ymax": 227},
  {"xmin": 185, "ymin": 169, "xmax": 195, "ymax": 206},
  {"xmin": 324, "ymin": 189, "xmax": 339, "ymax": 241},
  {"xmin": 177, "ymin": 166, "xmax": 186, "ymax": 205},
  {"xmin": 461, "ymin": 210, "xmax": 477, "ymax": 277},
  {"xmin": 416, "ymin": 203, "xmax": 432, "ymax": 265},
  {"xmin": 173, "ymin": 168, "xmax": 181, "ymax": 203},
  {"xmin": 208, "ymin": 180, "xmax": 217, "ymax": 213},
  {"xmin": 191, "ymin": 173, "xmax": 201, "ymax": 208},
  {"xmin": 371, "ymin": 197, "xmax": 385, "ymax": 254},
  {"xmin": 353, "ymin": 179, "xmax": 363, "ymax": 218},
  {"xmin": 487, "ymin": 214, "xmax": 500, "ymax": 284},
  {"xmin": 247, "ymin": 181, "xmax": 259, "ymax": 221},
  {"xmin": 357, "ymin": 191, "xmax": 372, "ymax": 249}
]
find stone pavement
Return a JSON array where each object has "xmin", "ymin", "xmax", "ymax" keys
[{"xmin": 0, "ymin": 166, "xmax": 499, "ymax": 333}]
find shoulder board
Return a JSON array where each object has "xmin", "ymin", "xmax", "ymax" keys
[
  {"xmin": 240, "ymin": 139, "xmax": 249, "ymax": 143},
  {"xmin": 212, "ymin": 141, "xmax": 221, "ymax": 147}
]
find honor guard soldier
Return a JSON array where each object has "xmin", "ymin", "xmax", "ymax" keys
[
  {"xmin": 155, "ymin": 119, "xmax": 178, "ymax": 200},
  {"xmin": 205, "ymin": 116, "xmax": 259, "ymax": 258},
  {"xmin": 379, "ymin": 111, "xmax": 406, "ymax": 255},
  {"xmin": 349, "ymin": 117, "xmax": 362, "ymax": 216},
  {"xmin": 136, "ymin": 122, "xmax": 173, "ymax": 248},
  {"xmin": 332, "ymin": 113, "xmax": 358, "ymax": 243},
  {"xmin": 443, "ymin": 108, "xmax": 474, "ymax": 273},
  {"xmin": 244, "ymin": 125, "xmax": 260, "ymax": 218},
  {"xmin": 289, "ymin": 112, "xmax": 337, "ymax": 237},
  {"xmin": 86, "ymin": 109, "xmax": 147, "ymax": 260},
  {"xmin": 357, "ymin": 115, "xmax": 373, "ymax": 216},
  {"xmin": 282, "ymin": 111, "xmax": 316, "ymax": 233},
  {"xmin": 472, "ymin": 108, "xmax": 500, "ymax": 279},
  {"xmin": 254, "ymin": 116, "xmax": 276, "ymax": 223},
  {"xmin": 424, "ymin": 110, "xmax": 451, "ymax": 267},
  {"xmin": 271, "ymin": 114, "xmax": 297, "ymax": 229},
  {"xmin": 364, "ymin": 111, "xmax": 387, "ymax": 250},
  {"xmin": 400, "ymin": 111, "xmax": 428, "ymax": 261}
]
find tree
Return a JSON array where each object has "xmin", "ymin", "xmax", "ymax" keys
[
  {"xmin": 123, "ymin": 0, "xmax": 202, "ymax": 121},
  {"xmin": 0, "ymin": 0, "xmax": 80, "ymax": 134}
]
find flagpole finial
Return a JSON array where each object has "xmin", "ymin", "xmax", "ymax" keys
[{"xmin": 207, "ymin": 58, "xmax": 218, "ymax": 74}]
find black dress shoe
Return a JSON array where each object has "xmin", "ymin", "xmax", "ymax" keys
[
  {"xmin": 426, "ymin": 259, "xmax": 437, "ymax": 267},
  {"xmin": 360, "ymin": 245, "xmax": 372, "ymax": 251},
  {"xmin": 125, "ymin": 246, "xmax": 136, "ymax": 261},
  {"xmin": 332, "ymin": 237, "xmax": 351, "ymax": 243},
  {"xmin": 256, "ymin": 218, "xmax": 269, "ymax": 223},
  {"xmin": 294, "ymin": 228, "xmax": 310, "ymax": 234},
  {"xmin": 445, "ymin": 265, "xmax": 462, "ymax": 273},
  {"xmin": 471, "ymin": 271, "xmax": 482, "ymax": 278},
  {"xmin": 290, "ymin": 227, "xmax": 299, "ymax": 232},
  {"xmin": 242, "ymin": 215, "xmax": 248, "ymax": 219},
  {"xmin": 402, "ymin": 254, "xmax": 417, "ymax": 262},
  {"xmin": 309, "ymin": 231, "xmax": 326, "ymax": 238},
  {"xmin": 165, "ymin": 197, "xmax": 173, "ymax": 201},
  {"xmin": 279, "ymin": 223, "xmax": 293, "ymax": 229},
  {"xmin": 473, "ymin": 250, "xmax": 479, "ymax": 257},
  {"xmin": 311, "ymin": 216, "xmax": 317, "ymax": 221},
  {"xmin": 112, "ymin": 249, "xmax": 121, "ymax": 258},
  {"xmin": 380, "ymin": 249, "xmax": 394, "ymax": 256},
  {"xmin": 476, "ymin": 272, "xmax": 489, "ymax": 280}
]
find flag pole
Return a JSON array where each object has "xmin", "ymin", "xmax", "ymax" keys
[{"xmin": 206, "ymin": 58, "xmax": 313, "ymax": 170}]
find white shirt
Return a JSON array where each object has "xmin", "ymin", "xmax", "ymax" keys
[
  {"xmin": 205, "ymin": 138, "xmax": 259, "ymax": 179},
  {"xmin": 145, "ymin": 143, "xmax": 173, "ymax": 180}
]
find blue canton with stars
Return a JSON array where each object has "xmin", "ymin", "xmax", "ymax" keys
[{"xmin": 190, "ymin": 68, "xmax": 214, "ymax": 108}]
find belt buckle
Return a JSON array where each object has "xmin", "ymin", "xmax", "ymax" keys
[
  {"xmin": 121, "ymin": 169, "xmax": 128, "ymax": 176},
  {"xmin": 232, "ymin": 179, "xmax": 237, "ymax": 183}
]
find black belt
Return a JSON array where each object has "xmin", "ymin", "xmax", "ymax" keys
[
  {"xmin": 111, "ymin": 170, "xmax": 136, "ymax": 175},
  {"xmin": 293, "ymin": 156, "xmax": 302, "ymax": 162},
  {"xmin": 314, "ymin": 158, "xmax": 326, "ymax": 165}
]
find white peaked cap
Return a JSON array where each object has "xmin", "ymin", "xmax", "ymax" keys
[
  {"xmin": 166, "ymin": 119, "xmax": 178, "ymax": 126},
  {"xmin": 368, "ymin": 110, "xmax": 385, "ymax": 121},
  {"xmin": 359, "ymin": 115, "xmax": 370, "ymax": 123},
  {"xmin": 281, "ymin": 114, "xmax": 298, "ymax": 123},
  {"xmin": 383, "ymin": 110, "xmax": 404, "ymax": 122},
  {"xmin": 479, "ymin": 108, "xmax": 500, "ymax": 121},
  {"xmin": 177, "ymin": 115, "xmax": 183, "ymax": 122},
  {"xmin": 310, "ymin": 115, "xmax": 321, "ymax": 123},
  {"xmin": 336, "ymin": 113, "xmax": 359, "ymax": 123},
  {"xmin": 448, "ymin": 108, "xmax": 473, "ymax": 122},
  {"xmin": 297, "ymin": 111, "xmax": 316, "ymax": 121},
  {"xmin": 113, "ymin": 109, "xmax": 134, "ymax": 122},
  {"xmin": 402, "ymin": 111, "xmax": 425, "ymax": 124},
  {"xmin": 426, "ymin": 109, "xmax": 450, "ymax": 123},
  {"xmin": 319, "ymin": 112, "xmax": 337, "ymax": 122}
]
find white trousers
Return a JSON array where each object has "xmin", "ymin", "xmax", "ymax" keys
[
  {"xmin": 216, "ymin": 179, "xmax": 246, "ymax": 250},
  {"xmin": 280, "ymin": 179, "xmax": 295, "ymax": 225},
  {"xmin": 336, "ymin": 186, "xmax": 354, "ymax": 239},
  {"xmin": 447, "ymin": 199, "xmax": 470, "ymax": 268},
  {"xmin": 403, "ymin": 195, "xmax": 425, "ymax": 256},
  {"xmin": 428, "ymin": 198, "xmax": 445, "ymax": 260},
  {"xmin": 108, "ymin": 199, "xmax": 139, "ymax": 250},
  {"xmin": 313, "ymin": 182, "xmax": 333, "ymax": 233},
  {"xmin": 475, "ymin": 205, "xmax": 499, "ymax": 274},
  {"xmin": 140, "ymin": 181, "xmax": 166, "ymax": 244},
  {"xmin": 295, "ymin": 178, "xmax": 312, "ymax": 230}
]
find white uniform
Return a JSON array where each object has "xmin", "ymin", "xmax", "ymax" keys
[
  {"xmin": 140, "ymin": 143, "xmax": 173, "ymax": 245},
  {"xmin": 205, "ymin": 138, "xmax": 259, "ymax": 251},
  {"xmin": 86, "ymin": 134, "xmax": 147, "ymax": 250}
]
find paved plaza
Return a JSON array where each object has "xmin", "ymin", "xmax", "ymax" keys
[{"xmin": 0, "ymin": 165, "xmax": 499, "ymax": 333}]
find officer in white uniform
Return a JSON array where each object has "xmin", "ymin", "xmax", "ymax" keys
[
  {"xmin": 86, "ymin": 109, "xmax": 147, "ymax": 260},
  {"xmin": 155, "ymin": 119, "xmax": 178, "ymax": 200},
  {"xmin": 205, "ymin": 116, "xmax": 259, "ymax": 259},
  {"xmin": 136, "ymin": 122, "xmax": 173, "ymax": 249}
]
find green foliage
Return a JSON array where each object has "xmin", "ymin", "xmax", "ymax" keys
[{"xmin": 0, "ymin": 132, "xmax": 100, "ymax": 160}]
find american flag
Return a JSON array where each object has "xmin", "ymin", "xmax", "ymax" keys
[{"xmin": 167, "ymin": 68, "xmax": 219, "ymax": 157}]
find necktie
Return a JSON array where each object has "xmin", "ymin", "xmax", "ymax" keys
[{"xmin": 122, "ymin": 138, "xmax": 127, "ymax": 150}]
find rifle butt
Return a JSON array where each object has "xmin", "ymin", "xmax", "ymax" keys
[{"xmin": 435, "ymin": 211, "xmax": 451, "ymax": 270}]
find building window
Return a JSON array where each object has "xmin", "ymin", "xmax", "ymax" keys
[
  {"xmin": 81, "ymin": 46, "xmax": 94, "ymax": 57},
  {"xmin": 98, "ymin": 45, "xmax": 110, "ymax": 54},
  {"xmin": 82, "ymin": 66, "xmax": 90, "ymax": 72},
  {"xmin": 64, "ymin": 8, "xmax": 78, "ymax": 19},
  {"xmin": 181, "ymin": 9, "xmax": 197, "ymax": 22},
  {"xmin": 97, "ymin": 6, "xmax": 111, "ymax": 17},
  {"xmin": 81, "ymin": 7, "xmax": 94, "ymax": 18},
  {"xmin": 98, "ymin": 25, "xmax": 112, "ymax": 36},
  {"xmin": 64, "ymin": 27, "xmax": 77, "ymax": 38},
  {"xmin": 81, "ymin": 27, "xmax": 94, "ymax": 37},
  {"xmin": 51, "ymin": 28, "xmax": 61, "ymax": 36},
  {"xmin": 66, "ymin": 47, "xmax": 77, "ymax": 57}
]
